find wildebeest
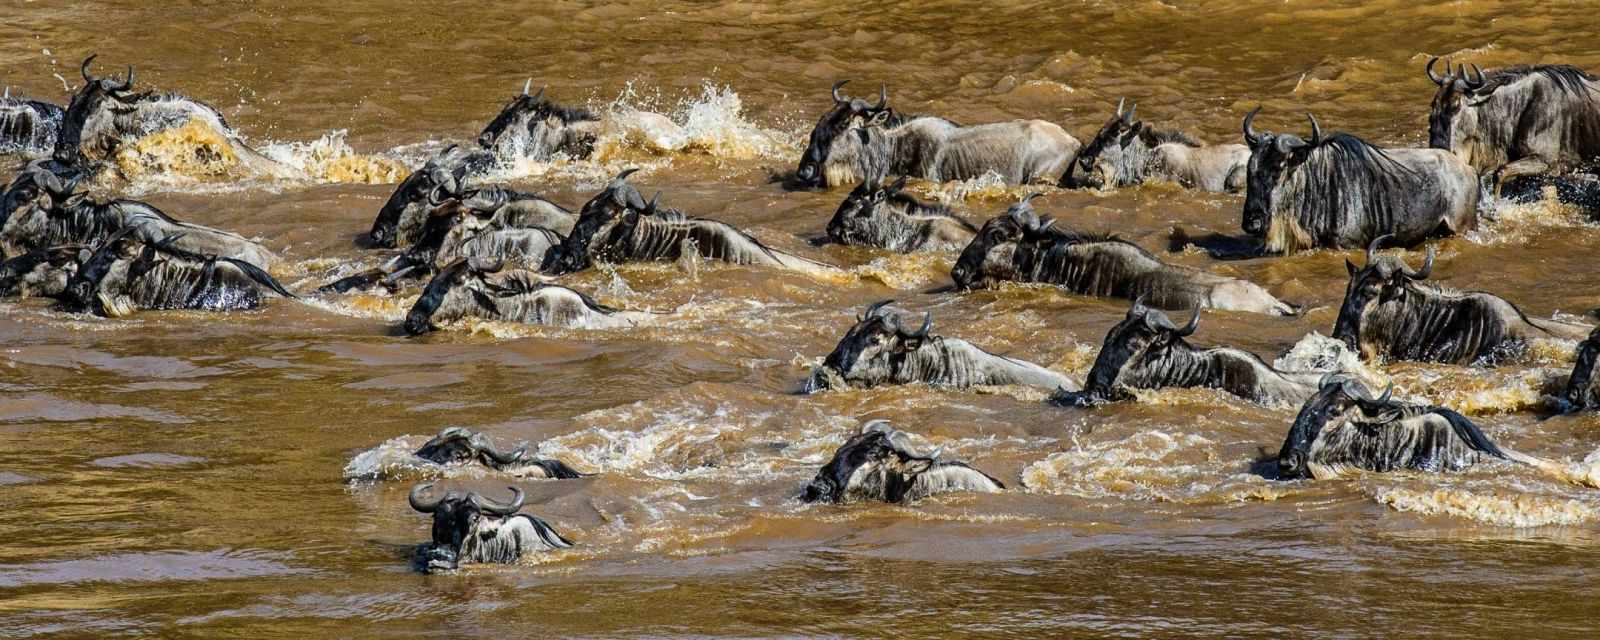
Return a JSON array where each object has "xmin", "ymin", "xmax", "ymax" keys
[
  {"xmin": 0, "ymin": 244, "xmax": 84, "ymax": 298},
  {"xmin": 404, "ymin": 257, "xmax": 659, "ymax": 335},
  {"xmin": 799, "ymin": 420, "xmax": 1005, "ymax": 504},
  {"xmin": 1333, "ymin": 237, "xmax": 1592, "ymax": 364},
  {"xmin": 61, "ymin": 229, "xmax": 294, "ymax": 317},
  {"xmin": 1557, "ymin": 327, "xmax": 1600, "ymax": 414},
  {"xmin": 805, "ymin": 300, "xmax": 1076, "ymax": 393},
  {"xmin": 1241, "ymin": 109, "xmax": 1478, "ymax": 254},
  {"xmin": 951, "ymin": 194, "xmax": 1297, "ymax": 315},
  {"xmin": 408, "ymin": 482, "xmax": 573, "ymax": 573},
  {"xmin": 366, "ymin": 144, "xmax": 497, "ymax": 249},
  {"xmin": 0, "ymin": 89, "xmax": 64, "ymax": 155},
  {"xmin": 825, "ymin": 176, "xmax": 976, "ymax": 252},
  {"xmin": 1275, "ymin": 376, "xmax": 1557, "ymax": 480},
  {"xmin": 793, "ymin": 81, "xmax": 1080, "ymax": 188},
  {"xmin": 1052, "ymin": 300, "xmax": 1324, "ymax": 407},
  {"xmin": 1426, "ymin": 58, "xmax": 1600, "ymax": 186},
  {"xmin": 53, "ymin": 55, "xmax": 293, "ymax": 177},
  {"xmin": 542, "ymin": 169, "xmax": 839, "ymax": 277},
  {"xmin": 477, "ymin": 81, "xmax": 601, "ymax": 161},
  {"xmin": 1061, "ymin": 98, "xmax": 1249, "ymax": 193},
  {"xmin": 413, "ymin": 427, "xmax": 586, "ymax": 479},
  {"xmin": 0, "ymin": 160, "xmax": 278, "ymax": 267}
]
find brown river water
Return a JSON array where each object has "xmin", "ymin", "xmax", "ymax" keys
[{"xmin": 4, "ymin": 1, "xmax": 1600, "ymax": 637}]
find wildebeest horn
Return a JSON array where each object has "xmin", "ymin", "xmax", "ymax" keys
[
  {"xmin": 643, "ymin": 191, "xmax": 661, "ymax": 214},
  {"xmin": 408, "ymin": 482, "xmax": 444, "ymax": 513},
  {"xmin": 468, "ymin": 432, "xmax": 526, "ymax": 465},
  {"xmin": 1176, "ymin": 305, "xmax": 1202, "ymax": 337},
  {"xmin": 612, "ymin": 168, "xmax": 640, "ymax": 186},
  {"xmin": 427, "ymin": 183, "xmax": 449, "ymax": 207},
  {"xmin": 897, "ymin": 312, "xmax": 932, "ymax": 339},
  {"xmin": 117, "ymin": 65, "xmax": 134, "ymax": 91},
  {"xmin": 522, "ymin": 78, "xmax": 532, "ymax": 96},
  {"xmin": 1365, "ymin": 234, "xmax": 1394, "ymax": 264},
  {"xmin": 471, "ymin": 486, "xmax": 524, "ymax": 516},
  {"xmin": 860, "ymin": 299, "xmax": 894, "ymax": 322},
  {"xmin": 1128, "ymin": 294, "xmax": 1148, "ymax": 318},
  {"xmin": 1461, "ymin": 63, "xmax": 1486, "ymax": 91},
  {"xmin": 1123, "ymin": 101, "xmax": 1137, "ymax": 125},
  {"xmin": 1426, "ymin": 57, "xmax": 1448, "ymax": 86},
  {"xmin": 1115, "ymin": 97, "xmax": 1125, "ymax": 117},
  {"xmin": 831, "ymin": 80, "xmax": 848, "ymax": 104},
  {"xmin": 1399, "ymin": 245, "xmax": 1435, "ymax": 280},
  {"xmin": 874, "ymin": 84, "xmax": 888, "ymax": 110},
  {"xmin": 531, "ymin": 86, "xmax": 545, "ymax": 102},
  {"xmin": 1305, "ymin": 113, "xmax": 1322, "ymax": 146},
  {"xmin": 1242, "ymin": 106, "xmax": 1262, "ymax": 145},
  {"xmin": 860, "ymin": 419, "xmax": 894, "ymax": 436},
  {"xmin": 81, "ymin": 54, "xmax": 98, "ymax": 84}
]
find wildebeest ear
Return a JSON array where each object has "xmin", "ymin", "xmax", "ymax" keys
[{"xmin": 1345, "ymin": 258, "xmax": 1359, "ymax": 276}]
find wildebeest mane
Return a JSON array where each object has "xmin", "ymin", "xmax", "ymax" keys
[
  {"xmin": 490, "ymin": 272, "xmax": 619, "ymax": 314},
  {"xmin": 1291, "ymin": 133, "xmax": 1417, "ymax": 241},
  {"xmin": 1485, "ymin": 65, "xmax": 1598, "ymax": 97},
  {"xmin": 1140, "ymin": 127, "xmax": 1201, "ymax": 148}
]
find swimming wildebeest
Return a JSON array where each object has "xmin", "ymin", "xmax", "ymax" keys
[
  {"xmin": 53, "ymin": 55, "xmax": 293, "ymax": 177},
  {"xmin": 805, "ymin": 300, "xmax": 1077, "ymax": 393},
  {"xmin": 476, "ymin": 81, "xmax": 602, "ymax": 161},
  {"xmin": 1241, "ymin": 109, "xmax": 1478, "ymax": 254},
  {"xmin": 413, "ymin": 427, "xmax": 586, "ymax": 479},
  {"xmin": 825, "ymin": 176, "xmax": 977, "ymax": 252},
  {"xmin": 1052, "ymin": 299, "xmax": 1325, "ymax": 407},
  {"xmin": 366, "ymin": 144, "xmax": 497, "ymax": 249},
  {"xmin": 61, "ymin": 229, "xmax": 294, "ymax": 317},
  {"xmin": 1556, "ymin": 327, "xmax": 1600, "ymax": 414},
  {"xmin": 951, "ymin": 194, "xmax": 1297, "ymax": 315},
  {"xmin": 0, "ymin": 244, "xmax": 84, "ymax": 298},
  {"xmin": 799, "ymin": 420, "xmax": 1005, "ymax": 504},
  {"xmin": 1333, "ymin": 237, "xmax": 1592, "ymax": 364},
  {"xmin": 0, "ymin": 160, "xmax": 279, "ymax": 267},
  {"xmin": 0, "ymin": 89, "xmax": 64, "ymax": 155},
  {"xmin": 1275, "ymin": 376, "xmax": 1567, "ymax": 481},
  {"xmin": 1426, "ymin": 58, "xmax": 1600, "ymax": 188},
  {"xmin": 403, "ymin": 257, "xmax": 659, "ymax": 335},
  {"xmin": 541, "ymin": 169, "xmax": 839, "ymax": 277},
  {"xmin": 408, "ymin": 482, "xmax": 574, "ymax": 573},
  {"xmin": 1060, "ymin": 98, "xmax": 1249, "ymax": 193},
  {"xmin": 793, "ymin": 81, "xmax": 1080, "ymax": 188}
]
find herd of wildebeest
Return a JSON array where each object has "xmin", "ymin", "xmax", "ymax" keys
[{"xmin": 5, "ymin": 55, "xmax": 1600, "ymax": 572}]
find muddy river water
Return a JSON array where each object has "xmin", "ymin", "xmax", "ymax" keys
[{"xmin": 3, "ymin": 1, "xmax": 1600, "ymax": 637}]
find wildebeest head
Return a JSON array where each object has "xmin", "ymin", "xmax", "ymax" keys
[
  {"xmin": 368, "ymin": 144, "xmax": 490, "ymax": 248},
  {"xmin": 1331, "ymin": 236, "xmax": 1435, "ymax": 353},
  {"xmin": 1240, "ymin": 108, "xmax": 1322, "ymax": 236},
  {"xmin": 795, "ymin": 80, "xmax": 891, "ymax": 188},
  {"xmin": 1063, "ymin": 98, "xmax": 1143, "ymax": 190},
  {"xmin": 800, "ymin": 420, "xmax": 945, "ymax": 503},
  {"xmin": 414, "ymin": 426, "xmax": 528, "ymax": 469},
  {"xmin": 1425, "ymin": 57, "xmax": 1489, "ymax": 151},
  {"xmin": 0, "ymin": 244, "xmax": 87, "ymax": 298},
  {"xmin": 60, "ymin": 226, "xmax": 144, "ymax": 315},
  {"xmin": 1275, "ymin": 375, "xmax": 1395, "ymax": 479},
  {"xmin": 825, "ymin": 175, "xmax": 910, "ymax": 245},
  {"xmin": 476, "ymin": 80, "xmax": 599, "ymax": 160},
  {"xmin": 55, "ymin": 55, "xmax": 144, "ymax": 164},
  {"xmin": 809, "ymin": 300, "xmax": 932, "ymax": 390},
  {"xmin": 951, "ymin": 193, "xmax": 1051, "ymax": 289},
  {"xmin": 540, "ymin": 168, "xmax": 655, "ymax": 275},
  {"xmin": 1076, "ymin": 297, "xmax": 1201, "ymax": 401},
  {"xmin": 403, "ymin": 257, "xmax": 510, "ymax": 335},
  {"xmin": 408, "ymin": 482, "xmax": 524, "ymax": 572},
  {"xmin": 1561, "ymin": 327, "xmax": 1600, "ymax": 413},
  {"xmin": 0, "ymin": 161, "xmax": 83, "ymax": 256}
]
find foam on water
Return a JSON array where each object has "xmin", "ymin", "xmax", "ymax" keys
[
  {"xmin": 1371, "ymin": 482, "xmax": 1598, "ymax": 527},
  {"xmin": 258, "ymin": 130, "xmax": 409, "ymax": 184},
  {"xmin": 1468, "ymin": 193, "xmax": 1597, "ymax": 245},
  {"xmin": 1020, "ymin": 430, "xmax": 1285, "ymax": 503}
]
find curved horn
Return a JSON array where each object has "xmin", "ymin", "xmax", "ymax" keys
[
  {"xmin": 531, "ymin": 86, "xmax": 545, "ymax": 102},
  {"xmin": 116, "ymin": 65, "xmax": 134, "ymax": 91},
  {"xmin": 408, "ymin": 482, "xmax": 444, "ymax": 513},
  {"xmin": 644, "ymin": 191, "xmax": 661, "ymax": 214},
  {"xmin": 1425, "ymin": 56, "xmax": 1447, "ymax": 86},
  {"xmin": 861, "ymin": 299, "xmax": 894, "ymax": 322},
  {"xmin": 1176, "ymin": 305, "xmax": 1202, "ymax": 337},
  {"xmin": 874, "ymin": 84, "xmax": 887, "ymax": 110},
  {"xmin": 522, "ymin": 78, "xmax": 532, "ymax": 96},
  {"xmin": 1400, "ymin": 244, "xmax": 1435, "ymax": 280},
  {"xmin": 1128, "ymin": 294, "xmax": 1148, "ymax": 318},
  {"xmin": 1463, "ymin": 63, "xmax": 1486, "ymax": 91},
  {"xmin": 899, "ymin": 312, "xmax": 932, "ymax": 339},
  {"xmin": 1242, "ymin": 106, "xmax": 1262, "ymax": 145},
  {"xmin": 831, "ymin": 80, "xmax": 848, "ymax": 104},
  {"xmin": 1305, "ymin": 113, "xmax": 1322, "ymax": 146},
  {"xmin": 81, "ymin": 54, "xmax": 97, "ymax": 84},
  {"xmin": 860, "ymin": 419, "xmax": 894, "ymax": 435},
  {"xmin": 471, "ymin": 486, "xmax": 524, "ymax": 516},
  {"xmin": 468, "ymin": 432, "xmax": 526, "ymax": 465},
  {"xmin": 1318, "ymin": 372, "xmax": 1342, "ymax": 389},
  {"xmin": 1115, "ymin": 97, "xmax": 1126, "ymax": 117},
  {"xmin": 612, "ymin": 167, "xmax": 640, "ymax": 186},
  {"xmin": 1365, "ymin": 234, "xmax": 1394, "ymax": 264},
  {"xmin": 427, "ymin": 183, "xmax": 449, "ymax": 207}
]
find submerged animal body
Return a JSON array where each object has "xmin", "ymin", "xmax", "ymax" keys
[
  {"xmin": 825, "ymin": 176, "xmax": 976, "ymax": 252},
  {"xmin": 408, "ymin": 483, "xmax": 573, "ymax": 573},
  {"xmin": 799, "ymin": 420, "xmax": 1004, "ymax": 504},
  {"xmin": 951, "ymin": 195, "xmax": 1297, "ymax": 316},
  {"xmin": 61, "ymin": 230, "xmax": 294, "ymax": 317},
  {"xmin": 412, "ymin": 427, "xmax": 586, "ymax": 479},
  {"xmin": 1427, "ymin": 59, "xmax": 1600, "ymax": 186},
  {"xmin": 1062, "ymin": 98, "xmax": 1249, "ymax": 193},
  {"xmin": 0, "ymin": 244, "xmax": 84, "ymax": 298},
  {"xmin": 404, "ymin": 258, "xmax": 659, "ymax": 335},
  {"xmin": 1332, "ymin": 238, "xmax": 1592, "ymax": 364},
  {"xmin": 542, "ymin": 169, "xmax": 838, "ymax": 277},
  {"xmin": 1053, "ymin": 300, "xmax": 1323, "ymax": 407},
  {"xmin": 806, "ymin": 300, "xmax": 1076, "ymax": 393},
  {"xmin": 0, "ymin": 91, "xmax": 64, "ymax": 155}
]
